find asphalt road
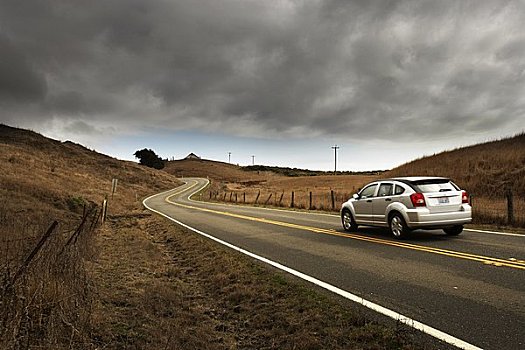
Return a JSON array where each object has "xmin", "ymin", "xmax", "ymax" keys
[{"xmin": 144, "ymin": 178, "xmax": 525, "ymax": 350}]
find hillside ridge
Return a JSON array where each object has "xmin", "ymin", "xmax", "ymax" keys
[
  {"xmin": 386, "ymin": 133, "xmax": 525, "ymax": 196},
  {"xmin": 0, "ymin": 123, "xmax": 179, "ymax": 222}
]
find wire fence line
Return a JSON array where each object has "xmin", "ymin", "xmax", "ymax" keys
[
  {"xmin": 206, "ymin": 188, "xmax": 525, "ymax": 228},
  {"xmin": 0, "ymin": 203, "xmax": 105, "ymax": 349}
]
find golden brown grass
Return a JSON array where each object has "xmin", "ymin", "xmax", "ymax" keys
[
  {"xmin": 0, "ymin": 204, "xmax": 97, "ymax": 349},
  {"xmin": 168, "ymin": 134, "xmax": 525, "ymax": 226},
  {"xmin": 386, "ymin": 133, "xmax": 525, "ymax": 197},
  {"xmin": 164, "ymin": 158, "xmax": 270, "ymax": 182},
  {"xmin": 164, "ymin": 159, "xmax": 378, "ymax": 211},
  {"xmin": 386, "ymin": 133, "xmax": 525, "ymax": 226},
  {"xmin": 91, "ymin": 208, "xmax": 430, "ymax": 350},
  {"xmin": 0, "ymin": 124, "xmax": 180, "ymax": 349},
  {"xmin": 0, "ymin": 124, "xmax": 439, "ymax": 349},
  {"xmin": 0, "ymin": 125, "xmax": 179, "ymax": 217},
  {"xmin": 207, "ymin": 174, "xmax": 378, "ymax": 211}
]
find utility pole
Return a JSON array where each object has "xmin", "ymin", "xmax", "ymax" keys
[
  {"xmin": 228, "ymin": 152, "xmax": 231, "ymax": 163},
  {"xmin": 331, "ymin": 145, "xmax": 340, "ymax": 174},
  {"xmin": 251, "ymin": 155, "xmax": 255, "ymax": 165}
]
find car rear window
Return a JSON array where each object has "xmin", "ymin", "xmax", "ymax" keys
[
  {"xmin": 394, "ymin": 185, "xmax": 405, "ymax": 195},
  {"xmin": 413, "ymin": 180, "xmax": 458, "ymax": 193}
]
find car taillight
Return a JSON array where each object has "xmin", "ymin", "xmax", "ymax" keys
[
  {"xmin": 462, "ymin": 191, "xmax": 469, "ymax": 204},
  {"xmin": 410, "ymin": 193, "xmax": 426, "ymax": 207}
]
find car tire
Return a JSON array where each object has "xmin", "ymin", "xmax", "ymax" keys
[
  {"xmin": 342, "ymin": 209, "xmax": 358, "ymax": 232},
  {"xmin": 389, "ymin": 213, "xmax": 410, "ymax": 239},
  {"xmin": 444, "ymin": 225, "xmax": 463, "ymax": 236}
]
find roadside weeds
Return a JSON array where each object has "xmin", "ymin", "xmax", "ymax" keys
[{"xmin": 91, "ymin": 207, "xmax": 442, "ymax": 349}]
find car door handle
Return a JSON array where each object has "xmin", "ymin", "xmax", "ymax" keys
[{"xmin": 385, "ymin": 198, "xmax": 392, "ymax": 202}]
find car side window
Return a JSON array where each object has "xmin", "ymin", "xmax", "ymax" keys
[
  {"xmin": 394, "ymin": 185, "xmax": 405, "ymax": 195},
  {"xmin": 378, "ymin": 183, "xmax": 393, "ymax": 196},
  {"xmin": 360, "ymin": 184, "xmax": 377, "ymax": 198}
]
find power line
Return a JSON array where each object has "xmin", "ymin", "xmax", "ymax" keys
[{"xmin": 331, "ymin": 145, "xmax": 340, "ymax": 173}]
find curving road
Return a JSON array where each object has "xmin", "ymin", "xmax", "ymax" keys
[{"xmin": 144, "ymin": 178, "xmax": 525, "ymax": 350}]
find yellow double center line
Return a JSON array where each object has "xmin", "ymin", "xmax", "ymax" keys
[{"xmin": 163, "ymin": 184, "xmax": 525, "ymax": 271}]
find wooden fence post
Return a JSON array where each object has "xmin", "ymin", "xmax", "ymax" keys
[
  {"xmin": 255, "ymin": 191, "xmax": 261, "ymax": 204},
  {"xmin": 506, "ymin": 188, "xmax": 514, "ymax": 225},
  {"xmin": 309, "ymin": 191, "xmax": 313, "ymax": 210},
  {"xmin": 229, "ymin": 192, "xmax": 233, "ymax": 202},
  {"xmin": 102, "ymin": 199, "xmax": 108, "ymax": 223},
  {"xmin": 291, "ymin": 191, "xmax": 294, "ymax": 208},
  {"xmin": 264, "ymin": 193, "xmax": 273, "ymax": 205},
  {"xmin": 279, "ymin": 192, "xmax": 284, "ymax": 206},
  {"xmin": 243, "ymin": 192, "xmax": 246, "ymax": 203},
  {"xmin": 235, "ymin": 193, "xmax": 238, "ymax": 203},
  {"xmin": 331, "ymin": 190, "xmax": 335, "ymax": 210},
  {"xmin": 111, "ymin": 178, "xmax": 118, "ymax": 199},
  {"xmin": 8, "ymin": 221, "xmax": 59, "ymax": 289}
]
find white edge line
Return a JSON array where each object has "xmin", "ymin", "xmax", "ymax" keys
[
  {"xmin": 464, "ymin": 228, "xmax": 524, "ymax": 237},
  {"xmin": 186, "ymin": 177, "xmax": 523, "ymax": 238},
  {"xmin": 143, "ymin": 181, "xmax": 484, "ymax": 350}
]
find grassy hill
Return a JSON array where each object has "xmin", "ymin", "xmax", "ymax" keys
[
  {"xmin": 164, "ymin": 134, "xmax": 524, "ymax": 226},
  {"xmin": 1, "ymin": 125, "xmax": 430, "ymax": 349},
  {"xmin": 385, "ymin": 133, "xmax": 525, "ymax": 197},
  {"xmin": 0, "ymin": 124, "xmax": 178, "ymax": 221},
  {"xmin": 0, "ymin": 124, "xmax": 180, "ymax": 348},
  {"xmin": 163, "ymin": 158, "xmax": 378, "ymax": 211},
  {"xmin": 385, "ymin": 133, "xmax": 525, "ymax": 226},
  {"xmin": 164, "ymin": 158, "xmax": 270, "ymax": 182}
]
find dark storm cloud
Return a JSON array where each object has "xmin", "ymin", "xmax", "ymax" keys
[
  {"xmin": 0, "ymin": 34, "xmax": 47, "ymax": 102},
  {"xmin": 0, "ymin": 0, "xmax": 524, "ymax": 140}
]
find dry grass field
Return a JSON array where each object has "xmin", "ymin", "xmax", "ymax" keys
[
  {"xmin": 164, "ymin": 158, "xmax": 270, "ymax": 182},
  {"xmin": 167, "ymin": 134, "xmax": 525, "ymax": 226},
  {"xmin": 386, "ymin": 133, "xmax": 525, "ymax": 226},
  {"xmin": 92, "ymin": 209, "xmax": 429, "ymax": 350},
  {"xmin": 1, "ymin": 124, "xmax": 432, "ymax": 349},
  {"xmin": 0, "ymin": 124, "xmax": 179, "ymax": 349},
  {"xmin": 164, "ymin": 159, "xmax": 378, "ymax": 211}
]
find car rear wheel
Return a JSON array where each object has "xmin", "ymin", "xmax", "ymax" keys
[
  {"xmin": 389, "ymin": 213, "xmax": 409, "ymax": 239},
  {"xmin": 342, "ymin": 209, "xmax": 358, "ymax": 231},
  {"xmin": 444, "ymin": 225, "xmax": 463, "ymax": 236}
]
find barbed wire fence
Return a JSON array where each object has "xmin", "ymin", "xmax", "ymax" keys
[
  {"xmin": 206, "ymin": 188, "xmax": 525, "ymax": 228},
  {"xmin": 0, "ymin": 200, "xmax": 106, "ymax": 349}
]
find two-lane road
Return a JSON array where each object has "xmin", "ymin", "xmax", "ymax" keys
[{"xmin": 144, "ymin": 178, "xmax": 525, "ymax": 350}]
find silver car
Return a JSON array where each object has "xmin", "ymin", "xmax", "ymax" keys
[{"xmin": 341, "ymin": 177, "xmax": 472, "ymax": 239}]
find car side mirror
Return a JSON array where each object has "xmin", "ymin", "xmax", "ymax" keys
[{"xmin": 352, "ymin": 193, "xmax": 360, "ymax": 200}]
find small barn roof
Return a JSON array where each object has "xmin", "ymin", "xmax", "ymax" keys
[{"xmin": 185, "ymin": 153, "xmax": 201, "ymax": 159}]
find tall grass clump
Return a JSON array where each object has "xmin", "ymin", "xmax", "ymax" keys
[{"xmin": 0, "ymin": 203, "xmax": 99, "ymax": 349}]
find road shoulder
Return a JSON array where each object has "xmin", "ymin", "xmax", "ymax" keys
[{"xmin": 90, "ymin": 205, "xmax": 443, "ymax": 349}]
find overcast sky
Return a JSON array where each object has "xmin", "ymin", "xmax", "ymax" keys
[{"xmin": 1, "ymin": 0, "xmax": 524, "ymax": 170}]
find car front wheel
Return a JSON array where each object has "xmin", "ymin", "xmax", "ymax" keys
[
  {"xmin": 389, "ymin": 213, "xmax": 410, "ymax": 239},
  {"xmin": 342, "ymin": 209, "xmax": 358, "ymax": 232},
  {"xmin": 444, "ymin": 225, "xmax": 463, "ymax": 236}
]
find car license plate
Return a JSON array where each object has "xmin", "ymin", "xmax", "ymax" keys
[{"xmin": 438, "ymin": 197, "xmax": 449, "ymax": 204}]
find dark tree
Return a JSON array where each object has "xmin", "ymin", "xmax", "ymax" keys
[{"xmin": 133, "ymin": 148, "xmax": 165, "ymax": 169}]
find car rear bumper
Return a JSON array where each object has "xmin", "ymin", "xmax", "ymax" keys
[{"xmin": 405, "ymin": 205, "xmax": 472, "ymax": 229}]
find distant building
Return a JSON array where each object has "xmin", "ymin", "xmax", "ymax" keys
[{"xmin": 185, "ymin": 153, "xmax": 201, "ymax": 160}]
